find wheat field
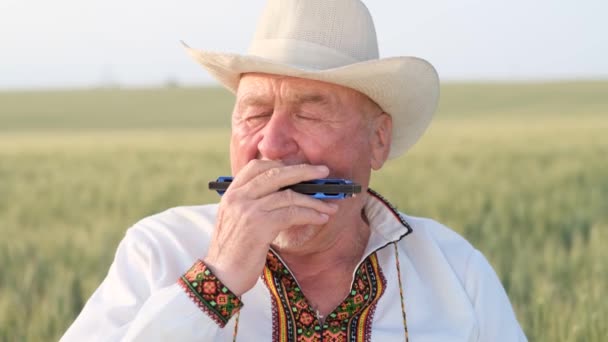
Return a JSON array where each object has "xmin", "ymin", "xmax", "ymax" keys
[{"xmin": 0, "ymin": 82, "xmax": 606, "ymax": 341}]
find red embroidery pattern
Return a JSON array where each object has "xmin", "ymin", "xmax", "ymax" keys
[
  {"xmin": 262, "ymin": 251, "xmax": 386, "ymax": 342},
  {"xmin": 178, "ymin": 260, "xmax": 243, "ymax": 327}
]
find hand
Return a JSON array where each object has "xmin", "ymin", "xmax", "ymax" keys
[{"xmin": 203, "ymin": 160, "xmax": 339, "ymax": 296}]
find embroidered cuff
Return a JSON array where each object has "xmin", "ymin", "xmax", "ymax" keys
[{"xmin": 178, "ymin": 260, "xmax": 243, "ymax": 327}]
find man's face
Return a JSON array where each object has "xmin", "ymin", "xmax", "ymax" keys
[{"xmin": 230, "ymin": 73, "xmax": 391, "ymax": 249}]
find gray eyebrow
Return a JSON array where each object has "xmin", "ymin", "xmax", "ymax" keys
[
  {"xmin": 235, "ymin": 91, "xmax": 334, "ymax": 111},
  {"xmin": 293, "ymin": 93, "xmax": 329, "ymax": 105},
  {"xmin": 234, "ymin": 94, "xmax": 273, "ymax": 115}
]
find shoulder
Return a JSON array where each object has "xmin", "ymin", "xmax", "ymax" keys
[
  {"xmin": 128, "ymin": 203, "xmax": 220, "ymax": 240},
  {"xmin": 117, "ymin": 204, "xmax": 220, "ymax": 278},
  {"xmin": 127, "ymin": 204, "xmax": 218, "ymax": 239},
  {"xmin": 400, "ymin": 213, "xmax": 476, "ymax": 259},
  {"xmin": 398, "ymin": 214, "xmax": 526, "ymax": 340},
  {"xmin": 398, "ymin": 213, "xmax": 477, "ymax": 288}
]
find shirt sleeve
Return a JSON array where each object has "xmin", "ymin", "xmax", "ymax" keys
[
  {"xmin": 60, "ymin": 228, "xmax": 242, "ymax": 342},
  {"xmin": 177, "ymin": 259, "xmax": 243, "ymax": 327},
  {"xmin": 465, "ymin": 249, "xmax": 528, "ymax": 342}
]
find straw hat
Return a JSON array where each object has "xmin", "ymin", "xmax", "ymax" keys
[{"xmin": 184, "ymin": 0, "xmax": 439, "ymax": 158}]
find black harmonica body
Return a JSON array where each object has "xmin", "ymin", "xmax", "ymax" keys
[{"xmin": 209, "ymin": 177, "xmax": 361, "ymax": 199}]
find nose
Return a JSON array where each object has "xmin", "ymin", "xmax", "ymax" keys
[{"xmin": 257, "ymin": 112, "xmax": 298, "ymax": 160}]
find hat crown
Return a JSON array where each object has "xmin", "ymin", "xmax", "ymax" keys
[{"xmin": 248, "ymin": 0, "xmax": 379, "ymax": 69}]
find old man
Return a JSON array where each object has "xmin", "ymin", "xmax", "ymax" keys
[{"xmin": 62, "ymin": 0, "xmax": 526, "ymax": 341}]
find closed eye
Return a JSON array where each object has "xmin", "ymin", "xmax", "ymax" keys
[
  {"xmin": 245, "ymin": 112, "xmax": 272, "ymax": 124},
  {"xmin": 296, "ymin": 114, "xmax": 321, "ymax": 122}
]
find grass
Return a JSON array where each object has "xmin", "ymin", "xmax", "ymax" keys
[{"xmin": 0, "ymin": 81, "xmax": 606, "ymax": 341}]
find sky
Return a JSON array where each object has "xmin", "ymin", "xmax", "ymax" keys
[{"xmin": 0, "ymin": 0, "xmax": 607, "ymax": 90}]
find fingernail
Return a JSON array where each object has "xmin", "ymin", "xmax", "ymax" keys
[{"xmin": 319, "ymin": 213, "xmax": 329, "ymax": 221}]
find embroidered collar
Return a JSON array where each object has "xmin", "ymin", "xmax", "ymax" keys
[{"xmin": 263, "ymin": 250, "xmax": 386, "ymax": 341}]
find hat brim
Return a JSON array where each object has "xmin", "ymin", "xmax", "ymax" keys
[{"xmin": 185, "ymin": 47, "xmax": 439, "ymax": 159}]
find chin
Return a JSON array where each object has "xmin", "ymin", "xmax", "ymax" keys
[{"xmin": 271, "ymin": 224, "xmax": 319, "ymax": 250}]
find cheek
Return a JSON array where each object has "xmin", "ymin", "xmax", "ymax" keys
[
  {"xmin": 302, "ymin": 127, "xmax": 371, "ymax": 177},
  {"xmin": 230, "ymin": 127, "xmax": 262, "ymax": 175}
]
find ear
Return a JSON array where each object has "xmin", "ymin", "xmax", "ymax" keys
[{"xmin": 369, "ymin": 113, "xmax": 392, "ymax": 170}]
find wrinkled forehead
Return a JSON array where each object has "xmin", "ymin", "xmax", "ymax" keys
[{"xmin": 235, "ymin": 72, "xmax": 368, "ymax": 107}]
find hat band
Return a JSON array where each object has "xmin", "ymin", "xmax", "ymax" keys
[{"xmin": 247, "ymin": 39, "xmax": 365, "ymax": 71}]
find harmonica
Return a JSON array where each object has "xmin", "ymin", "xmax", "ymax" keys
[{"xmin": 208, "ymin": 177, "xmax": 361, "ymax": 199}]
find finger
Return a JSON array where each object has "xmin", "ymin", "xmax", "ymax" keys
[
  {"xmin": 260, "ymin": 189, "xmax": 339, "ymax": 215},
  {"xmin": 266, "ymin": 206, "xmax": 331, "ymax": 229},
  {"xmin": 244, "ymin": 164, "xmax": 330, "ymax": 198},
  {"xmin": 229, "ymin": 159, "xmax": 284, "ymax": 188}
]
